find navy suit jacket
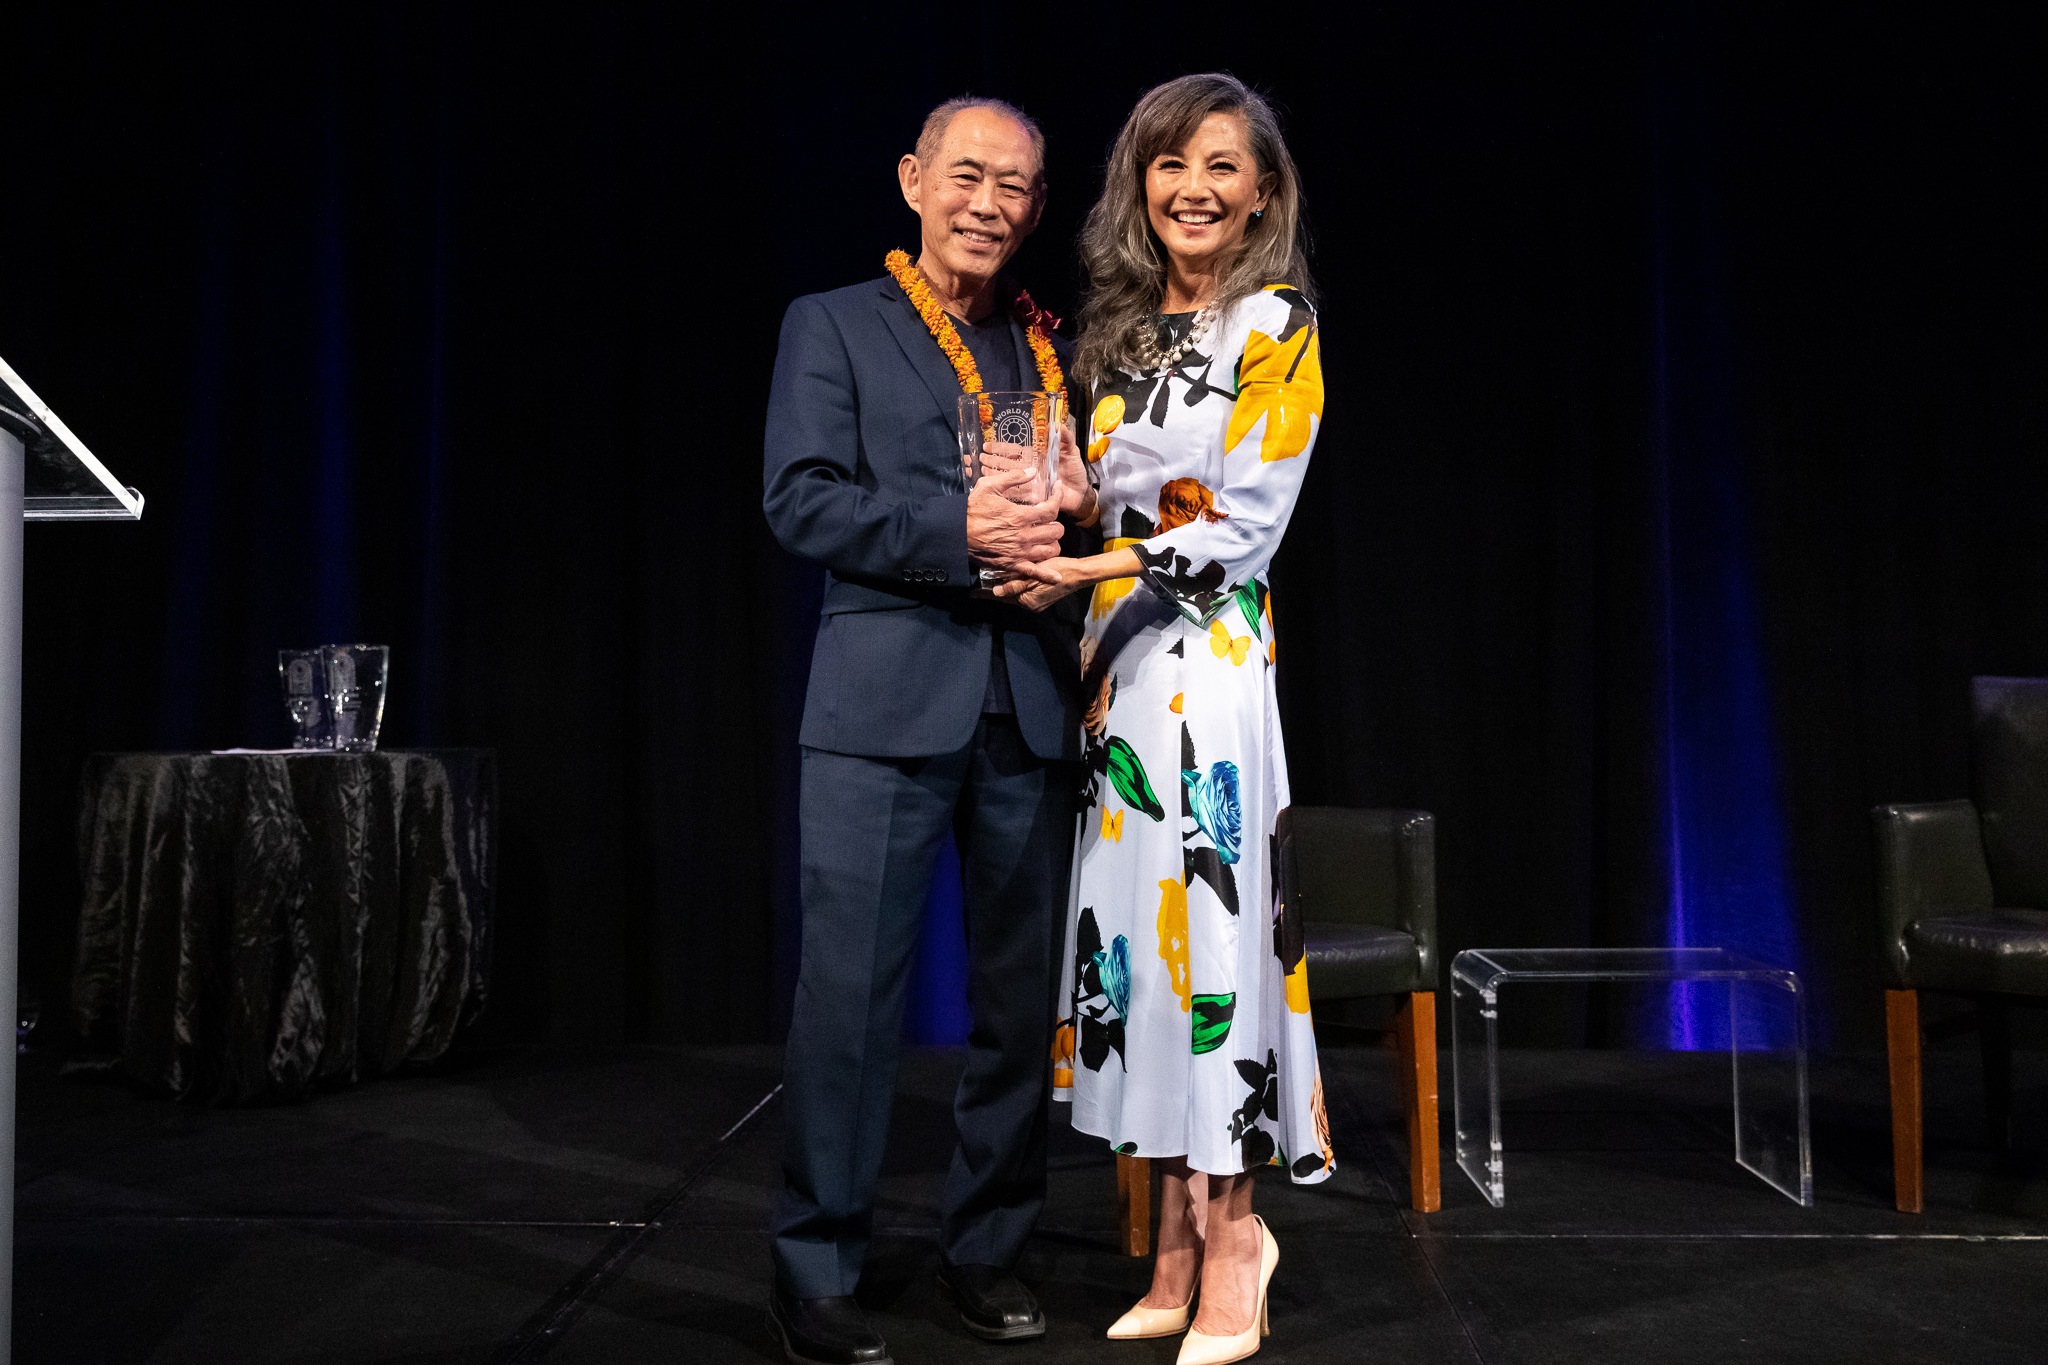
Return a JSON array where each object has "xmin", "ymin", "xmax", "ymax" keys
[{"xmin": 763, "ymin": 274, "xmax": 1094, "ymax": 761}]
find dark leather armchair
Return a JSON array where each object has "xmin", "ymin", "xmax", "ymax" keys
[
  {"xmin": 1293, "ymin": 806, "xmax": 1441, "ymax": 1213},
  {"xmin": 1110, "ymin": 807, "xmax": 1442, "ymax": 1255},
  {"xmin": 1874, "ymin": 676, "xmax": 2048, "ymax": 1212}
]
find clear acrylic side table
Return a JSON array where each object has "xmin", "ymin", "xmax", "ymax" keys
[{"xmin": 1450, "ymin": 948, "xmax": 1812, "ymax": 1208}]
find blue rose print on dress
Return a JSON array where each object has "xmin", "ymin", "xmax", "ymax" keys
[
  {"xmin": 1183, "ymin": 761, "xmax": 1243, "ymax": 864},
  {"xmin": 1072, "ymin": 909, "xmax": 1126, "ymax": 1072},
  {"xmin": 1093, "ymin": 934, "xmax": 1132, "ymax": 1019}
]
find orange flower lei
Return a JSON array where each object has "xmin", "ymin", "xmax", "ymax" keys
[{"xmin": 885, "ymin": 249, "xmax": 1064, "ymax": 395}]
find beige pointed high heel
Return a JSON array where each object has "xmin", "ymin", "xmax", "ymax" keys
[
  {"xmin": 1108, "ymin": 1247, "xmax": 1201, "ymax": 1339},
  {"xmin": 1174, "ymin": 1215, "xmax": 1277, "ymax": 1365},
  {"xmin": 1106, "ymin": 1292, "xmax": 1195, "ymax": 1340}
]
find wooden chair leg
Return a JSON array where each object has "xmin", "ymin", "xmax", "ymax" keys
[
  {"xmin": 1886, "ymin": 988, "xmax": 1923, "ymax": 1214},
  {"xmin": 1980, "ymin": 997, "xmax": 2014, "ymax": 1151},
  {"xmin": 1394, "ymin": 991, "xmax": 1441, "ymax": 1213},
  {"xmin": 1116, "ymin": 1152, "xmax": 1151, "ymax": 1256}
]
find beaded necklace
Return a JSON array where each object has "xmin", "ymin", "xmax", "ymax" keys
[{"xmin": 1136, "ymin": 303, "xmax": 1217, "ymax": 373}]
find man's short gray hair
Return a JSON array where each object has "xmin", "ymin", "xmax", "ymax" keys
[{"xmin": 915, "ymin": 96, "xmax": 1046, "ymax": 184}]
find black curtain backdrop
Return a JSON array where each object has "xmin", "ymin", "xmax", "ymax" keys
[{"xmin": 4, "ymin": 3, "xmax": 2042, "ymax": 1052}]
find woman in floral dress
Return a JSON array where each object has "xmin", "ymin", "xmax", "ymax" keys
[{"xmin": 999, "ymin": 74, "xmax": 1327, "ymax": 1365}]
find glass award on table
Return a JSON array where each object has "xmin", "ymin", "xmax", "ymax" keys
[
  {"xmin": 279, "ymin": 649, "xmax": 331, "ymax": 749},
  {"xmin": 326, "ymin": 644, "xmax": 390, "ymax": 752},
  {"xmin": 959, "ymin": 390, "xmax": 1064, "ymax": 589},
  {"xmin": 277, "ymin": 643, "xmax": 390, "ymax": 751}
]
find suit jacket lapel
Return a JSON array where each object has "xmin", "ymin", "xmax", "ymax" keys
[{"xmin": 877, "ymin": 283, "xmax": 966, "ymax": 435}]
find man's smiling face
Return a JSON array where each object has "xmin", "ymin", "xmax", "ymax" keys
[{"xmin": 900, "ymin": 107, "xmax": 1043, "ymax": 294}]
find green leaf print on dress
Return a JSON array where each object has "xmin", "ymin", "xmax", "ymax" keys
[
  {"xmin": 1190, "ymin": 993, "xmax": 1237, "ymax": 1054},
  {"xmin": 1104, "ymin": 736, "xmax": 1165, "ymax": 821},
  {"xmin": 1235, "ymin": 582, "xmax": 1264, "ymax": 639}
]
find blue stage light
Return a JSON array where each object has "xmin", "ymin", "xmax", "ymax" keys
[{"xmin": 1645, "ymin": 127, "xmax": 1801, "ymax": 1050}]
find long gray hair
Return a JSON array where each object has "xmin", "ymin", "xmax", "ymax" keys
[{"xmin": 1074, "ymin": 74, "xmax": 1314, "ymax": 389}]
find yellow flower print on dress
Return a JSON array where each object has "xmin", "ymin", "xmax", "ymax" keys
[
  {"xmin": 1089, "ymin": 537, "xmax": 1145, "ymax": 619},
  {"xmin": 1156, "ymin": 877, "xmax": 1192, "ymax": 1012},
  {"xmin": 1101, "ymin": 807, "xmax": 1123, "ymax": 842},
  {"xmin": 1052, "ymin": 1021, "xmax": 1075, "ymax": 1088},
  {"xmin": 1284, "ymin": 957, "xmax": 1312, "ymax": 1014},
  {"xmin": 1088, "ymin": 394, "xmax": 1124, "ymax": 461},
  {"xmin": 1225, "ymin": 303, "xmax": 1323, "ymax": 463},
  {"xmin": 1210, "ymin": 619, "xmax": 1252, "ymax": 666}
]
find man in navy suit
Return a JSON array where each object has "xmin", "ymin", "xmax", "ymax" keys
[{"xmin": 761, "ymin": 97, "xmax": 1097, "ymax": 1365}]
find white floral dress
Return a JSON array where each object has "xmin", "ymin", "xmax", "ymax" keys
[{"xmin": 1053, "ymin": 286, "xmax": 1332, "ymax": 1182}]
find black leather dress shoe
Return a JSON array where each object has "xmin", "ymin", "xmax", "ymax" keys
[
  {"xmin": 936, "ymin": 1259, "xmax": 1046, "ymax": 1342},
  {"xmin": 768, "ymin": 1285, "xmax": 893, "ymax": 1365}
]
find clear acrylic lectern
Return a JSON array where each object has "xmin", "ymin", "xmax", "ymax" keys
[
  {"xmin": 1450, "ymin": 947, "xmax": 1812, "ymax": 1209},
  {"xmin": 0, "ymin": 355, "xmax": 142, "ymax": 1361}
]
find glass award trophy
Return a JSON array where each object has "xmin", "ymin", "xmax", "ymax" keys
[
  {"xmin": 277, "ymin": 644, "xmax": 391, "ymax": 752},
  {"xmin": 959, "ymin": 390, "xmax": 1064, "ymax": 588},
  {"xmin": 279, "ymin": 650, "xmax": 332, "ymax": 750},
  {"xmin": 326, "ymin": 644, "xmax": 390, "ymax": 752}
]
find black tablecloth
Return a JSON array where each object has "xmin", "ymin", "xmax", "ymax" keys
[{"xmin": 70, "ymin": 750, "xmax": 496, "ymax": 1102}]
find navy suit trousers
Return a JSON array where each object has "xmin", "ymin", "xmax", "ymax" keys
[{"xmin": 772, "ymin": 716, "xmax": 1073, "ymax": 1296}]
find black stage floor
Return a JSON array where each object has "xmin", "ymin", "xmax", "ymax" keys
[{"xmin": 15, "ymin": 1037, "xmax": 2047, "ymax": 1364}]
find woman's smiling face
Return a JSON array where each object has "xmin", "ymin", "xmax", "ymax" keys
[{"xmin": 1145, "ymin": 111, "xmax": 1272, "ymax": 283}]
